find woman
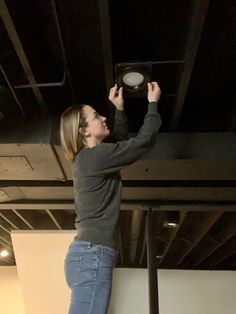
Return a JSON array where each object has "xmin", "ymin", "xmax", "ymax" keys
[{"xmin": 60, "ymin": 82, "xmax": 162, "ymax": 314}]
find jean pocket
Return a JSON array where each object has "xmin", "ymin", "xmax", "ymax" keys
[
  {"xmin": 103, "ymin": 248, "xmax": 116, "ymax": 261},
  {"xmin": 64, "ymin": 256, "xmax": 83, "ymax": 288}
]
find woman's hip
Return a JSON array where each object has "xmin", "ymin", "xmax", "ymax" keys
[{"xmin": 64, "ymin": 240, "xmax": 117, "ymax": 289}]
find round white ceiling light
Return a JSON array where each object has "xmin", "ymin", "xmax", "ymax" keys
[
  {"xmin": 0, "ymin": 249, "xmax": 9, "ymax": 257},
  {"xmin": 122, "ymin": 72, "xmax": 144, "ymax": 88}
]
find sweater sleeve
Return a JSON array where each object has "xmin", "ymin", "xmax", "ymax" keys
[
  {"xmin": 107, "ymin": 109, "xmax": 128, "ymax": 142},
  {"xmin": 88, "ymin": 102, "xmax": 162, "ymax": 175}
]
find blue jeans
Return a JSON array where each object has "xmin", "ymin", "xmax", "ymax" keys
[{"xmin": 64, "ymin": 240, "xmax": 118, "ymax": 314}]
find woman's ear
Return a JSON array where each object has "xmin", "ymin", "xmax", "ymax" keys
[{"xmin": 79, "ymin": 127, "xmax": 89, "ymax": 137}]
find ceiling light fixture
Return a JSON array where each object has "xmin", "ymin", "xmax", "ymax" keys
[
  {"xmin": 163, "ymin": 221, "xmax": 179, "ymax": 229},
  {"xmin": 115, "ymin": 63, "xmax": 151, "ymax": 97},
  {"xmin": 0, "ymin": 249, "xmax": 9, "ymax": 257},
  {"xmin": 162, "ymin": 211, "xmax": 179, "ymax": 229},
  {"xmin": 122, "ymin": 72, "xmax": 144, "ymax": 88}
]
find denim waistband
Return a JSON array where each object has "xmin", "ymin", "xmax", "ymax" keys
[{"xmin": 69, "ymin": 239, "xmax": 116, "ymax": 255}]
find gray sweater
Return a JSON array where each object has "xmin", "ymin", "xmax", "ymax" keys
[{"xmin": 72, "ymin": 102, "xmax": 162, "ymax": 249}]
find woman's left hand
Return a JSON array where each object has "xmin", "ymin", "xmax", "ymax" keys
[{"xmin": 108, "ymin": 84, "xmax": 124, "ymax": 110}]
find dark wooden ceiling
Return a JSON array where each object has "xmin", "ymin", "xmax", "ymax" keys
[{"xmin": 0, "ymin": 0, "xmax": 236, "ymax": 269}]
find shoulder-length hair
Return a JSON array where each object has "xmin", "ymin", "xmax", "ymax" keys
[{"xmin": 60, "ymin": 104, "xmax": 88, "ymax": 161}]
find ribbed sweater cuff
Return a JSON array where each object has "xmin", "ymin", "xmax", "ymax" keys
[{"xmin": 148, "ymin": 102, "xmax": 158, "ymax": 114}]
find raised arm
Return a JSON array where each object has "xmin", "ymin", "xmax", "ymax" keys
[
  {"xmin": 87, "ymin": 82, "xmax": 162, "ymax": 175},
  {"xmin": 107, "ymin": 84, "xmax": 128, "ymax": 142}
]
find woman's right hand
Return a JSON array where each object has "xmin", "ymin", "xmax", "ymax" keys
[
  {"xmin": 109, "ymin": 84, "xmax": 124, "ymax": 110},
  {"xmin": 147, "ymin": 82, "xmax": 161, "ymax": 103}
]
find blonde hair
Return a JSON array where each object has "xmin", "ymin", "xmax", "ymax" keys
[{"xmin": 60, "ymin": 104, "xmax": 87, "ymax": 161}]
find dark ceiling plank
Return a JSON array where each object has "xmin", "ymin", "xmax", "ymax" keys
[
  {"xmin": 0, "ymin": 229, "xmax": 11, "ymax": 246},
  {"xmin": 228, "ymin": 92, "xmax": 236, "ymax": 131},
  {"xmin": 0, "ymin": 212, "xmax": 19, "ymax": 229},
  {"xmin": 98, "ymin": 0, "xmax": 115, "ymax": 127},
  {"xmin": 0, "ymin": 210, "xmax": 31, "ymax": 230},
  {"xmin": 170, "ymin": 0, "xmax": 210, "ymax": 130},
  {"xmin": 12, "ymin": 209, "xmax": 34, "ymax": 230},
  {"xmin": 98, "ymin": 0, "xmax": 114, "ymax": 94},
  {"xmin": 51, "ymin": 0, "xmax": 73, "ymax": 98},
  {"xmin": 16, "ymin": 209, "xmax": 59, "ymax": 230},
  {"xmin": 12, "ymin": 0, "xmax": 69, "ymax": 90},
  {"xmin": 214, "ymin": 252, "xmax": 236, "ymax": 270},
  {"xmin": 0, "ymin": 239, "xmax": 12, "ymax": 251},
  {"xmin": 200, "ymin": 238, "xmax": 236, "ymax": 268},
  {"xmin": 48, "ymin": 209, "xmax": 75, "ymax": 230},
  {"xmin": 0, "ymin": 0, "xmax": 45, "ymax": 109},
  {"xmin": 0, "ymin": 64, "xmax": 25, "ymax": 115},
  {"xmin": 176, "ymin": 211, "xmax": 222, "ymax": 266},
  {"xmin": 46, "ymin": 209, "xmax": 62, "ymax": 230},
  {"xmin": 0, "ymin": 254, "xmax": 14, "ymax": 264},
  {"xmin": 129, "ymin": 210, "xmax": 144, "ymax": 264},
  {"xmin": 228, "ymin": 256, "xmax": 236, "ymax": 268},
  {"xmin": 0, "ymin": 259, "xmax": 13, "ymax": 265},
  {"xmin": 192, "ymin": 213, "xmax": 236, "ymax": 267},
  {"xmin": 158, "ymin": 211, "xmax": 187, "ymax": 266},
  {"xmin": 0, "ymin": 234, "xmax": 12, "ymax": 247},
  {"xmin": 6, "ymin": 257, "xmax": 15, "ymax": 264},
  {"xmin": 59, "ymin": 0, "xmax": 108, "ymax": 107},
  {"xmin": 0, "ymin": 221, "xmax": 11, "ymax": 234}
]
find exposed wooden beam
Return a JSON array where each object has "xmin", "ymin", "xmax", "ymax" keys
[
  {"xmin": 176, "ymin": 211, "xmax": 222, "ymax": 266},
  {"xmin": 0, "ymin": 223, "xmax": 11, "ymax": 234},
  {"xmin": 46, "ymin": 209, "xmax": 62, "ymax": 230},
  {"xmin": 1, "ymin": 200, "xmax": 236, "ymax": 211},
  {"xmin": 170, "ymin": 0, "xmax": 210, "ymax": 130},
  {"xmin": 12, "ymin": 209, "xmax": 34, "ymax": 230},
  {"xmin": 0, "ymin": 234, "xmax": 12, "ymax": 246},
  {"xmin": 201, "ymin": 238, "xmax": 236, "ymax": 268},
  {"xmin": 0, "ymin": 255, "xmax": 14, "ymax": 264},
  {"xmin": 158, "ymin": 211, "xmax": 187, "ymax": 266},
  {"xmin": 192, "ymin": 213, "xmax": 236, "ymax": 267},
  {"xmin": 0, "ymin": 214, "xmax": 12, "ymax": 234},
  {"xmin": 0, "ymin": 239, "xmax": 12, "ymax": 251},
  {"xmin": 0, "ymin": 0, "xmax": 45, "ymax": 109},
  {"xmin": 0, "ymin": 212, "xmax": 19, "ymax": 230},
  {"xmin": 129, "ymin": 210, "xmax": 144, "ymax": 263},
  {"xmin": 0, "ymin": 210, "xmax": 30, "ymax": 230}
]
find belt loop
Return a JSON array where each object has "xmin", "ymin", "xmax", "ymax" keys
[{"xmin": 87, "ymin": 242, "xmax": 91, "ymax": 249}]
